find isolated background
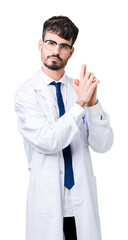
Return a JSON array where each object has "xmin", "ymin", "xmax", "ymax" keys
[{"xmin": 0, "ymin": 0, "xmax": 128, "ymax": 239}]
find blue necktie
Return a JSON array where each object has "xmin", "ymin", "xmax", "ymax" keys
[{"xmin": 50, "ymin": 81, "xmax": 75, "ymax": 189}]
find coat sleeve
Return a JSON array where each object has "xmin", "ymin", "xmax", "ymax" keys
[
  {"xmin": 85, "ymin": 101, "xmax": 114, "ymax": 153},
  {"xmin": 14, "ymin": 82, "xmax": 85, "ymax": 154}
]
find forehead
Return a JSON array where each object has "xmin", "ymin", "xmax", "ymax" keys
[{"xmin": 44, "ymin": 31, "xmax": 72, "ymax": 45}]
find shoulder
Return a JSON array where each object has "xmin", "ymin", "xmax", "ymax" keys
[
  {"xmin": 15, "ymin": 70, "xmax": 44, "ymax": 107},
  {"xmin": 15, "ymin": 69, "xmax": 45, "ymax": 98}
]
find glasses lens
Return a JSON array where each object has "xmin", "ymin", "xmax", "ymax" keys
[
  {"xmin": 45, "ymin": 40, "xmax": 56, "ymax": 51},
  {"xmin": 60, "ymin": 44, "xmax": 70, "ymax": 51}
]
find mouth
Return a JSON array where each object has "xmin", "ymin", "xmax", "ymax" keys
[
  {"xmin": 48, "ymin": 57, "xmax": 61, "ymax": 62},
  {"xmin": 48, "ymin": 55, "xmax": 62, "ymax": 62}
]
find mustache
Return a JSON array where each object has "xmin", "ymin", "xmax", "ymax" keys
[{"xmin": 47, "ymin": 54, "xmax": 62, "ymax": 61}]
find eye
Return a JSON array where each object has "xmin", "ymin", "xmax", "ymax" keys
[
  {"xmin": 47, "ymin": 40, "xmax": 55, "ymax": 46},
  {"xmin": 60, "ymin": 44, "xmax": 69, "ymax": 50}
]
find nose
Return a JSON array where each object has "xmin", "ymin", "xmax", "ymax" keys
[{"xmin": 52, "ymin": 44, "xmax": 60, "ymax": 54}]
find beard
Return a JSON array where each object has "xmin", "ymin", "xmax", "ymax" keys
[
  {"xmin": 44, "ymin": 61, "xmax": 65, "ymax": 70},
  {"xmin": 43, "ymin": 54, "xmax": 69, "ymax": 71}
]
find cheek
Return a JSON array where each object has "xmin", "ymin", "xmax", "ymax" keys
[
  {"xmin": 41, "ymin": 48, "xmax": 47, "ymax": 61},
  {"xmin": 64, "ymin": 55, "xmax": 71, "ymax": 63},
  {"xmin": 62, "ymin": 52, "xmax": 71, "ymax": 61}
]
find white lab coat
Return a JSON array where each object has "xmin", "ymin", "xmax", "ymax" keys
[{"xmin": 14, "ymin": 69, "xmax": 114, "ymax": 240}]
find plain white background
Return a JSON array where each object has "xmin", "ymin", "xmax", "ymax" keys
[{"xmin": 0, "ymin": 0, "xmax": 128, "ymax": 239}]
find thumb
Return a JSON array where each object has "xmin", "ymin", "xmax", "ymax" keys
[
  {"xmin": 73, "ymin": 79, "xmax": 79, "ymax": 86},
  {"xmin": 72, "ymin": 79, "xmax": 79, "ymax": 91}
]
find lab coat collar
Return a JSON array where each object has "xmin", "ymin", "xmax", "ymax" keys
[
  {"xmin": 39, "ymin": 68, "xmax": 67, "ymax": 86},
  {"xmin": 31, "ymin": 68, "xmax": 67, "ymax": 91}
]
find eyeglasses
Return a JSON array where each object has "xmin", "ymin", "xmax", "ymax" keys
[{"xmin": 44, "ymin": 40, "xmax": 72, "ymax": 53}]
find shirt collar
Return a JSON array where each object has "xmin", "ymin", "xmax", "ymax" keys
[{"xmin": 39, "ymin": 68, "xmax": 67, "ymax": 86}]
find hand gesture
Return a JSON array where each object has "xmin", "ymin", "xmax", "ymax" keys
[{"xmin": 72, "ymin": 64, "xmax": 99, "ymax": 106}]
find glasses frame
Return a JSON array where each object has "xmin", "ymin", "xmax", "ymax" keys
[{"xmin": 44, "ymin": 40, "xmax": 73, "ymax": 52}]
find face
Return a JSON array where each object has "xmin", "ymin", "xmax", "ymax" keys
[{"xmin": 40, "ymin": 31, "xmax": 74, "ymax": 71}]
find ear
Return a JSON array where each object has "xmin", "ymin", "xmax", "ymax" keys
[
  {"xmin": 38, "ymin": 39, "xmax": 43, "ymax": 51},
  {"xmin": 69, "ymin": 47, "xmax": 74, "ymax": 58}
]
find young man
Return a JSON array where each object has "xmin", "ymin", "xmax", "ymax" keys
[{"xmin": 15, "ymin": 16, "xmax": 114, "ymax": 240}]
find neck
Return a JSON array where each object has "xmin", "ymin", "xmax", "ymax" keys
[{"xmin": 41, "ymin": 64, "xmax": 65, "ymax": 81}]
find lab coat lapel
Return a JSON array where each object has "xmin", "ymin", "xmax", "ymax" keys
[
  {"xmin": 31, "ymin": 71, "xmax": 58, "ymax": 123},
  {"xmin": 37, "ymin": 87, "xmax": 58, "ymax": 124},
  {"xmin": 66, "ymin": 77, "xmax": 78, "ymax": 110}
]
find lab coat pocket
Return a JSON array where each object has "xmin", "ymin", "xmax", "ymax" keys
[
  {"xmin": 26, "ymin": 172, "xmax": 56, "ymax": 215},
  {"xmin": 79, "ymin": 120, "xmax": 88, "ymax": 147},
  {"xmin": 88, "ymin": 176, "xmax": 99, "ymax": 214}
]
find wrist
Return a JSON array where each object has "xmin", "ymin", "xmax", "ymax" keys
[
  {"xmin": 76, "ymin": 100, "xmax": 87, "ymax": 108},
  {"xmin": 86, "ymin": 100, "xmax": 98, "ymax": 107}
]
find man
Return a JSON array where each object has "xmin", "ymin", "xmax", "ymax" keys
[{"xmin": 15, "ymin": 16, "xmax": 114, "ymax": 240}]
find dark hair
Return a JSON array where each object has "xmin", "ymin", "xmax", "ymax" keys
[{"xmin": 42, "ymin": 16, "xmax": 79, "ymax": 46}]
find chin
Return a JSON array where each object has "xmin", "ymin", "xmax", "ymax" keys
[{"xmin": 44, "ymin": 63, "xmax": 63, "ymax": 71}]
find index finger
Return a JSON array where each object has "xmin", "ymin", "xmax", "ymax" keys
[{"xmin": 80, "ymin": 64, "xmax": 86, "ymax": 80}]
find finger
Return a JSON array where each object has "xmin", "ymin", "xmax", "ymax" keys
[
  {"xmin": 84, "ymin": 72, "xmax": 92, "ymax": 82},
  {"xmin": 75, "ymin": 79, "xmax": 79, "ymax": 86},
  {"xmin": 90, "ymin": 79, "xmax": 100, "ymax": 89},
  {"xmin": 72, "ymin": 79, "xmax": 79, "ymax": 90},
  {"xmin": 88, "ymin": 74, "xmax": 97, "ymax": 84},
  {"xmin": 74, "ymin": 78, "xmax": 79, "ymax": 86},
  {"xmin": 92, "ymin": 77, "xmax": 96, "ymax": 83},
  {"xmin": 80, "ymin": 64, "xmax": 86, "ymax": 80},
  {"xmin": 84, "ymin": 64, "xmax": 86, "ymax": 76}
]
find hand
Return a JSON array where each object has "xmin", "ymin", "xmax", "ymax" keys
[
  {"xmin": 86, "ymin": 86, "xmax": 98, "ymax": 107},
  {"xmin": 72, "ymin": 64, "xmax": 99, "ymax": 106}
]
